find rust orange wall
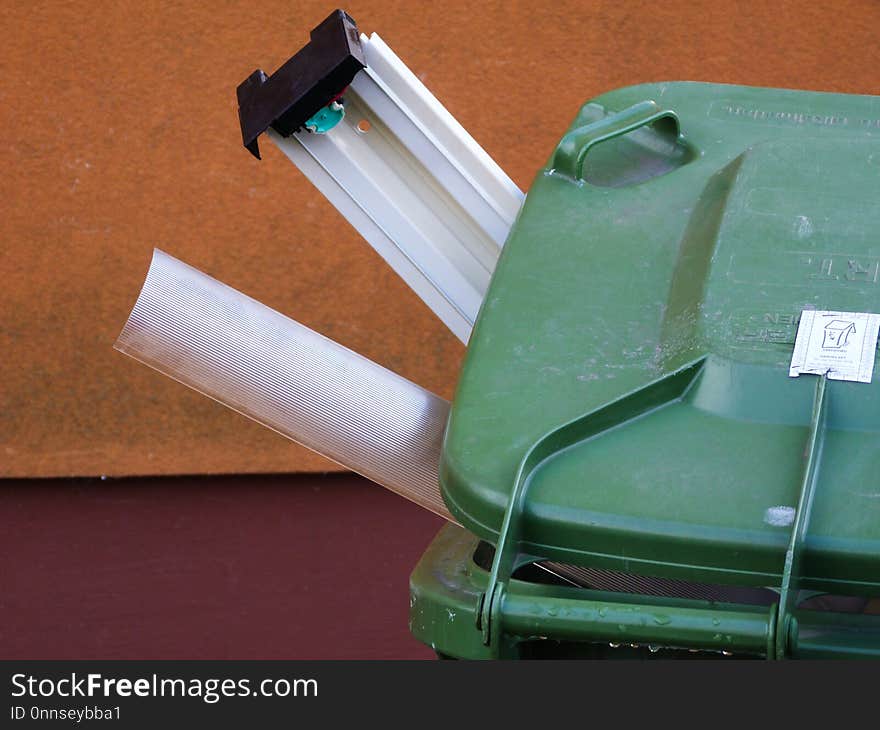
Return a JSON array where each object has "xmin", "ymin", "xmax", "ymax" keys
[{"xmin": 3, "ymin": 0, "xmax": 879, "ymax": 477}]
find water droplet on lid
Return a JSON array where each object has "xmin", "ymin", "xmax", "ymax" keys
[{"xmin": 764, "ymin": 505, "xmax": 795, "ymax": 527}]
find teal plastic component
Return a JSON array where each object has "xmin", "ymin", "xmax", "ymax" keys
[
  {"xmin": 432, "ymin": 82, "xmax": 880, "ymax": 658},
  {"xmin": 304, "ymin": 100, "xmax": 345, "ymax": 133}
]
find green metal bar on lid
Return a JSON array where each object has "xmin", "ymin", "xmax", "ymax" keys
[{"xmin": 776, "ymin": 374, "xmax": 829, "ymax": 659}]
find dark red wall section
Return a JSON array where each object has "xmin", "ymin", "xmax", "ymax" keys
[{"xmin": 1, "ymin": 475, "xmax": 443, "ymax": 659}]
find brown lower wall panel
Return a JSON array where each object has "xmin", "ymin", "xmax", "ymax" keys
[
  {"xmin": 0, "ymin": 473, "xmax": 444, "ymax": 659},
  {"xmin": 3, "ymin": 0, "xmax": 880, "ymax": 477}
]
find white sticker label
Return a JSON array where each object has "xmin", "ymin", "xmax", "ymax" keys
[{"xmin": 789, "ymin": 310, "xmax": 880, "ymax": 383}]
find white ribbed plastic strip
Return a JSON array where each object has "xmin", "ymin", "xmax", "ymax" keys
[
  {"xmin": 114, "ymin": 249, "xmax": 453, "ymax": 520},
  {"xmin": 269, "ymin": 33, "xmax": 524, "ymax": 343}
]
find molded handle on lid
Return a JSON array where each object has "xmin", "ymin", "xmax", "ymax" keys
[{"xmin": 551, "ymin": 100, "xmax": 681, "ymax": 182}]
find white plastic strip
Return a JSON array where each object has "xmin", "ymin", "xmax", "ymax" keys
[
  {"xmin": 115, "ymin": 249, "xmax": 453, "ymax": 520},
  {"xmin": 268, "ymin": 33, "xmax": 524, "ymax": 343}
]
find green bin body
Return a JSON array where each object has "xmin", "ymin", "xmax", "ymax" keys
[{"xmin": 410, "ymin": 82, "xmax": 880, "ymax": 659}]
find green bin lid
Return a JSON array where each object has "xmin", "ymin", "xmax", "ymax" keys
[{"xmin": 440, "ymin": 82, "xmax": 880, "ymax": 593}]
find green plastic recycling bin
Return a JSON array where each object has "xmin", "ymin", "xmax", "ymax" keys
[{"xmin": 409, "ymin": 82, "xmax": 880, "ymax": 659}]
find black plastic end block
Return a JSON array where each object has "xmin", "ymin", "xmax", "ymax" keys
[{"xmin": 236, "ymin": 9, "xmax": 366, "ymax": 159}]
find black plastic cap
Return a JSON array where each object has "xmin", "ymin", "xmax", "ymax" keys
[{"xmin": 236, "ymin": 9, "xmax": 366, "ymax": 159}]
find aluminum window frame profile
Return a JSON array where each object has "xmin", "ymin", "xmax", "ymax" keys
[{"xmin": 237, "ymin": 10, "xmax": 524, "ymax": 343}]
